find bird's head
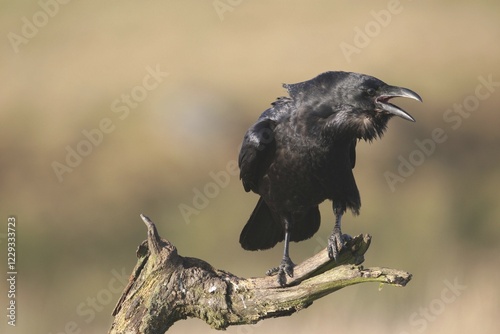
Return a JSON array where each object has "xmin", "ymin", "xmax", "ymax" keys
[{"xmin": 284, "ymin": 71, "xmax": 422, "ymax": 141}]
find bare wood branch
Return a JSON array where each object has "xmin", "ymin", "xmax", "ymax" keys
[{"xmin": 108, "ymin": 215, "xmax": 412, "ymax": 334}]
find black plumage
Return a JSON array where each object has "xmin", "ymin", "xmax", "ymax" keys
[{"xmin": 238, "ymin": 71, "xmax": 422, "ymax": 286}]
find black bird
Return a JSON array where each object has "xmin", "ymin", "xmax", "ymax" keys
[{"xmin": 238, "ymin": 71, "xmax": 422, "ymax": 286}]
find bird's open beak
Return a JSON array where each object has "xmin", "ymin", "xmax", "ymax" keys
[{"xmin": 375, "ymin": 86, "xmax": 422, "ymax": 122}]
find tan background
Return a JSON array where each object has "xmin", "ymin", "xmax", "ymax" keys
[{"xmin": 1, "ymin": 1, "xmax": 499, "ymax": 333}]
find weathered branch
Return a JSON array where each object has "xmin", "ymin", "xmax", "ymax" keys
[{"xmin": 108, "ymin": 214, "xmax": 411, "ymax": 334}]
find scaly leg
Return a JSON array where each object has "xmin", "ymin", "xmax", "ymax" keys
[
  {"xmin": 328, "ymin": 203, "xmax": 352, "ymax": 260},
  {"xmin": 266, "ymin": 217, "xmax": 295, "ymax": 286}
]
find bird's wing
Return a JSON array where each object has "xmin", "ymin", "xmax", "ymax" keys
[
  {"xmin": 239, "ymin": 96, "xmax": 292, "ymax": 192},
  {"xmin": 238, "ymin": 116, "xmax": 277, "ymax": 192}
]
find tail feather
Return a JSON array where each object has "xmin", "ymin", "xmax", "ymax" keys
[
  {"xmin": 240, "ymin": 198, "xmax": 322, "ymax": 250},
  {"xmin": 290, "ymin": 206, "xmax": 321, "ymax": 242},
  {"xmin": 240, "ymin": 198, "xmax": 283, "ymax": 250}
]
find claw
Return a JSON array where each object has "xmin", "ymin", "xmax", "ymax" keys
[
  {"xmin": 266, "ymin": 266, "xmax": 279, "ymax": 276},
  {"xmin": 328, "ymin": 229, "xmax": 352, "ymax": 260},
  {"xmin": 329, "ymin": 203, "xmax": 352, "ymax": 261},
  {"xmin": 266, "ymin": 257, "xmax": 295, "ymax": 287}
]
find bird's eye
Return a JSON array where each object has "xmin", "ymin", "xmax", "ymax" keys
[{"xmin": 366, "ymin": 88, "xmax": 376, "ymax": 96}]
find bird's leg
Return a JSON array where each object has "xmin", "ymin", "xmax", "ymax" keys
[
  {"xmin": 328, "ymin": 203, "xmax": 352, "ymax": 260},
  {"xmin": 266, "ymin": 217, "xmax": 295, "ymax": 286}
]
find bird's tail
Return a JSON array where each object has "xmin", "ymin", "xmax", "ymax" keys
[
  {"xmin": 240, "ymin": 198, "xmax": 283, "ymax": 251},
  {"xmin": 239, "ymin": 198, "xmax": 321, "ymax": 250},
  {"xmin": 290, "ymin": 206, "xmax": 321, "ymax": 243}
]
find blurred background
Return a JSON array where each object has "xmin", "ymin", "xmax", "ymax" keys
[{"xmin": 1, "ymin": 1, "xmax": 499, "ymax": 333}]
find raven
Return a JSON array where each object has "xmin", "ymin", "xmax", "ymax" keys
[{"xmin": 238, "ymin": 71, "xmax": 422, "ymax": 286}]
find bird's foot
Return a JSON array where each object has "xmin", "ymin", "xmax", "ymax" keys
[
  {"xmin": 327, "ymin": 229, "xmax": 352, "ymax": 261},
  {"xmin": 266, "ymin": 257, "xmax": 295, "ymax": 287}
]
